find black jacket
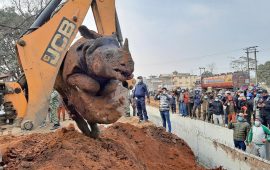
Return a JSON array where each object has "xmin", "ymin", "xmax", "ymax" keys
[
  {"xmin": 260, "ymin": 96, "xmax": 270, "ymax": 119},
  {"xmin": 211, "ymin": 100, "xmax": 224, "ymax": 115}
]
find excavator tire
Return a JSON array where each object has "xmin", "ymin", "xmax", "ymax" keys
[{"xmin": 17, "ymin": 74, "xmax": 27, "ymax": 89}]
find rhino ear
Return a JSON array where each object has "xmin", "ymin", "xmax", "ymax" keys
[
  {"xmin": 123, "ymin": 38, "xmax": 129, "ymax": 52},
  {"xmin": 79, "ymin": 25, "xmax": 102, "ymax": 39}
]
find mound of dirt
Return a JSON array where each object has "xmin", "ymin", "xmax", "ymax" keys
[{"xmin": 0, "ymin": 122, "xmax": 204, "ymax": 170}]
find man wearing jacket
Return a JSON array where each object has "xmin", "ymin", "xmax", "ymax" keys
[
  {"xmin": 133, "ymin": 76, "xmax": 150, "ymax": 122},
  {"xmin": 211, "ymin": 97, "xmax": 224, "ymax": 126},
  {"xmin": 201, "ymin": 94, "xmax": 208, "ymax": 121},
  {"xmin": 258, "ymin": 90, "xmax": 270, "ymax": 128},
  {"xmin": 192, "ymin": 90, "xmax": 202, "ymax": 119},
  {"xmin": 229, "ymin": 113, "xmax": 250, "ymax": 151},
  {"xmin": 154, "ymin": 87, "xmax": 172, "ymax": 133}
]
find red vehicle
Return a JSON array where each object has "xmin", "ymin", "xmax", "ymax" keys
[{"xmin": 201, "ymin": 72, "xmax": 249, "ymax": 89}]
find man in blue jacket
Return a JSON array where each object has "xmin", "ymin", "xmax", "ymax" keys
[{"xmin": 133, "ymin": 76, "xmax": 150, "ymax": 122}]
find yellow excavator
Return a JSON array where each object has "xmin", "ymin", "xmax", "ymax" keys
[{"xmin": 1, "ymin": 0, "xmax": 134, "ymax": 133}]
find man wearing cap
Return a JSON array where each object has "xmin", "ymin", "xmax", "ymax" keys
[
  {"xmin": 133, "ymin": 76, "xmax": 150, "ymax": 122},
  {"xmin": 247, "ymin": 118, "xmax": 270, "ymax": 159},
  {"xmin": 258, "ymin": 89, "xmax": 270, "ymax": 127},
  {"xmin": 228, "ymin": 113, "xmax": 250, "ymax": 151},
  {"xmin": 154, "ymin": 87, "xmax": 172, "ymax": 133}
]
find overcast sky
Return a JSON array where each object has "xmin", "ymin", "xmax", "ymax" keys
[
  {"xmin": 2, "ymin": 0, "xmax": 270, "ymax": 77},
  {"xmin": 102, "ymin": 0, "xmax": 270, "ymax": 77}
]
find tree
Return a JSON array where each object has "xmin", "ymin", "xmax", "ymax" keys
[
  {"xmin": 201, "ymin": 71, "xmax": 213, "ymax": 77},
  {"xmin": 172, "ymin": 71, "xmax": 178, "ymax": 75},
  {"xmin": 0, "ymin": 0, "xmax": 50, "ymax": 80},
  {"xmin": 257, "ymin": 61, "xmax": 270, "ymax": 86},
  {"xmin": 206, "ymin": 63, "xmax": 216, "ymax": 74}
]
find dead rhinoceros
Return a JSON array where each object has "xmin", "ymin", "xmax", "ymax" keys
[{"xmin": 55, "ymin": 25, "xmax": 134, "ymax": 138}]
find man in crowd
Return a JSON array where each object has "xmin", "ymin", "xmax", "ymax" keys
[
  {"xmin": 258, "ymin": 89, "xmax": 270, "ymax": 127},
  {"xmin": 222, "ymin": 91, "xmax": 230, "ymax": 127},
  {"xmin": 183, "ymin": 89, "xmax": 189, "ymax": 117},
  {"xmin": 192, "ymin": 90, "xmax": 202, "ymax": 119},
  {"xmin": 154, "ymin": 87, "xmax": 172, "ymax": 133},
  {"xmin": 225, "ymin": 93, "xmax": 237, "ymax": 124},
  {"xmin": 188, "ymin": 89, "xmax": 194, "ymax": 118},
  {"xmin": 211, "ymin": 96, "xmax": 224, "ymax": 126},
  {"xmin": 201, "ymin": 93, "xmax": 208, "ymax": 121},
  {"xmin": 247, "ymin": 118, "xmax": 270, "ymax": 159},
  {"xmin": 178, "ymin": 89, "xmax": 185, "ymax": 115},
  {"xmin": 57, "ymin": 93, "xmax": 66, "ymax": 122},
  {"xmin": 207, "ymin": 94, "xmax": 215, "ymax": 123},
  {"xmin": 254, "ymin": 91, "xmax": 261, "ymax": 119},
  {"xmin": 228, "ymin": 113, "xmax": 250, "ymax": 151},
  {"xmin": 234, "ymin": 90, "xmax": 241, "ymax": 113},
  {"xmin": 246, "ymin": 94, "xmax": 254, "ymax": 125},
  {"xmin": 133, "ymin": 76, "xmax": 150, "ymax": 122},
  {"xmin": 50, "ymin": 90, "xmax": 61, "ymax": 130},
  {"xmin": 170, "ymin": 91, "xmax": 177, "ymax": 114}
]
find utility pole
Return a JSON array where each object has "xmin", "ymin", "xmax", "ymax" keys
[
  {"xmin": 244, "ymin": 46, "xmax": 258, "ymax": 85},
  {"xmin": 199, "ymin": 67, "xmax": 205, "ymax": 75},
  {"xmin": 254, "ymin": 48, "xmax": 259, "ymax": 85},
  {"xmin": 199, "ymin": 67, "xmax": 205, "ymax": 89},
  {"xmin": 244, "ymin": 48, "xmax": 250, "ymax": 84}
]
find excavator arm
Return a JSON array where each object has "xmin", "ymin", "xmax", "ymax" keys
[{"xmin": 14, "ymin": 0, "xmax": 120, "ymax": 130}]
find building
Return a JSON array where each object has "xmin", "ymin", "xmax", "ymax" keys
[
  {"xmin": 145, "ymin": 75, "xmax": 162, "ymax": 92},
  {"xmin": 158, "ymin": 74, "xmax": 174, "ymax": 90},
  {"xmin": 172, "ymin": 72, "xmax": 198, "ymax": 89},
  {"xmin": 145, "ymin": 72, "xmax": 199, "ymax": 92}
]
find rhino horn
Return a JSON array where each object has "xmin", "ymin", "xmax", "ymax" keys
[{"xmin": 123, "ymin": 38, "xmax": 129, "ymax": 52}]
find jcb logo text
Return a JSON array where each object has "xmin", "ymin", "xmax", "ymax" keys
[{"xmin": 41, "ymin": 17, "xmax": 76, "ymax": 66}]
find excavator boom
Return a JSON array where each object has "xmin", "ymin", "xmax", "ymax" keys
[{"xmin": 14, "ymin": 0, "xmax": 120, "ymax": 130}]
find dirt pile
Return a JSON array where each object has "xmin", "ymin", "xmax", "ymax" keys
[{"xmin": 0, "ymin": 122, "xmax": 204, "ymax": 170}]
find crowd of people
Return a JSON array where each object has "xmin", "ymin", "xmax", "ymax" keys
[
  {"xmin": 174, "ymin": 87, "xmax": 270, "ymax": 158},
  {"xmin": 130, "ymin": 76, "xmax": 270, "ymax": 159}
]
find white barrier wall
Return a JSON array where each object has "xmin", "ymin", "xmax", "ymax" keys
[{"xmin": 147, "ymin": 106, "xmax": 270, "ymax": 170}]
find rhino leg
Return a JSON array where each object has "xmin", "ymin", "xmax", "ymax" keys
[
  {"xmin": 87, "ymin": 121, "xmax": 100, "ymax": 139},
  {"xmin": 100, "ymin": 80, "xmax": 119, "ymax": 96},
  {"xmin": 67, "ymin": 73, "xmax": 100, "ymax": 94},
  {"xmin": 67, "ymin": 103, "xmax": 100, "ymax": 138}
]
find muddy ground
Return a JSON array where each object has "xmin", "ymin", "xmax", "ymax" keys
[{"xmin": 0, "ymin": 117, "xmax": 205, "ymax": 170}]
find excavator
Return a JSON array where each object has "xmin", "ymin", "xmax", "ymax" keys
[{"xmin": 0, "ymin": 0, "xmax": 135, "ymax": 137}]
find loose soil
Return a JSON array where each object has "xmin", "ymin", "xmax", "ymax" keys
[{"xmin": 0, "ymin": 119, "xmax": 204, "ymax": 170}]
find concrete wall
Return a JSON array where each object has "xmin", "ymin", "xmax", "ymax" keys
[{"xmin": 146, "ymin": 106, "xmax": 270, "ymax": 170}]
